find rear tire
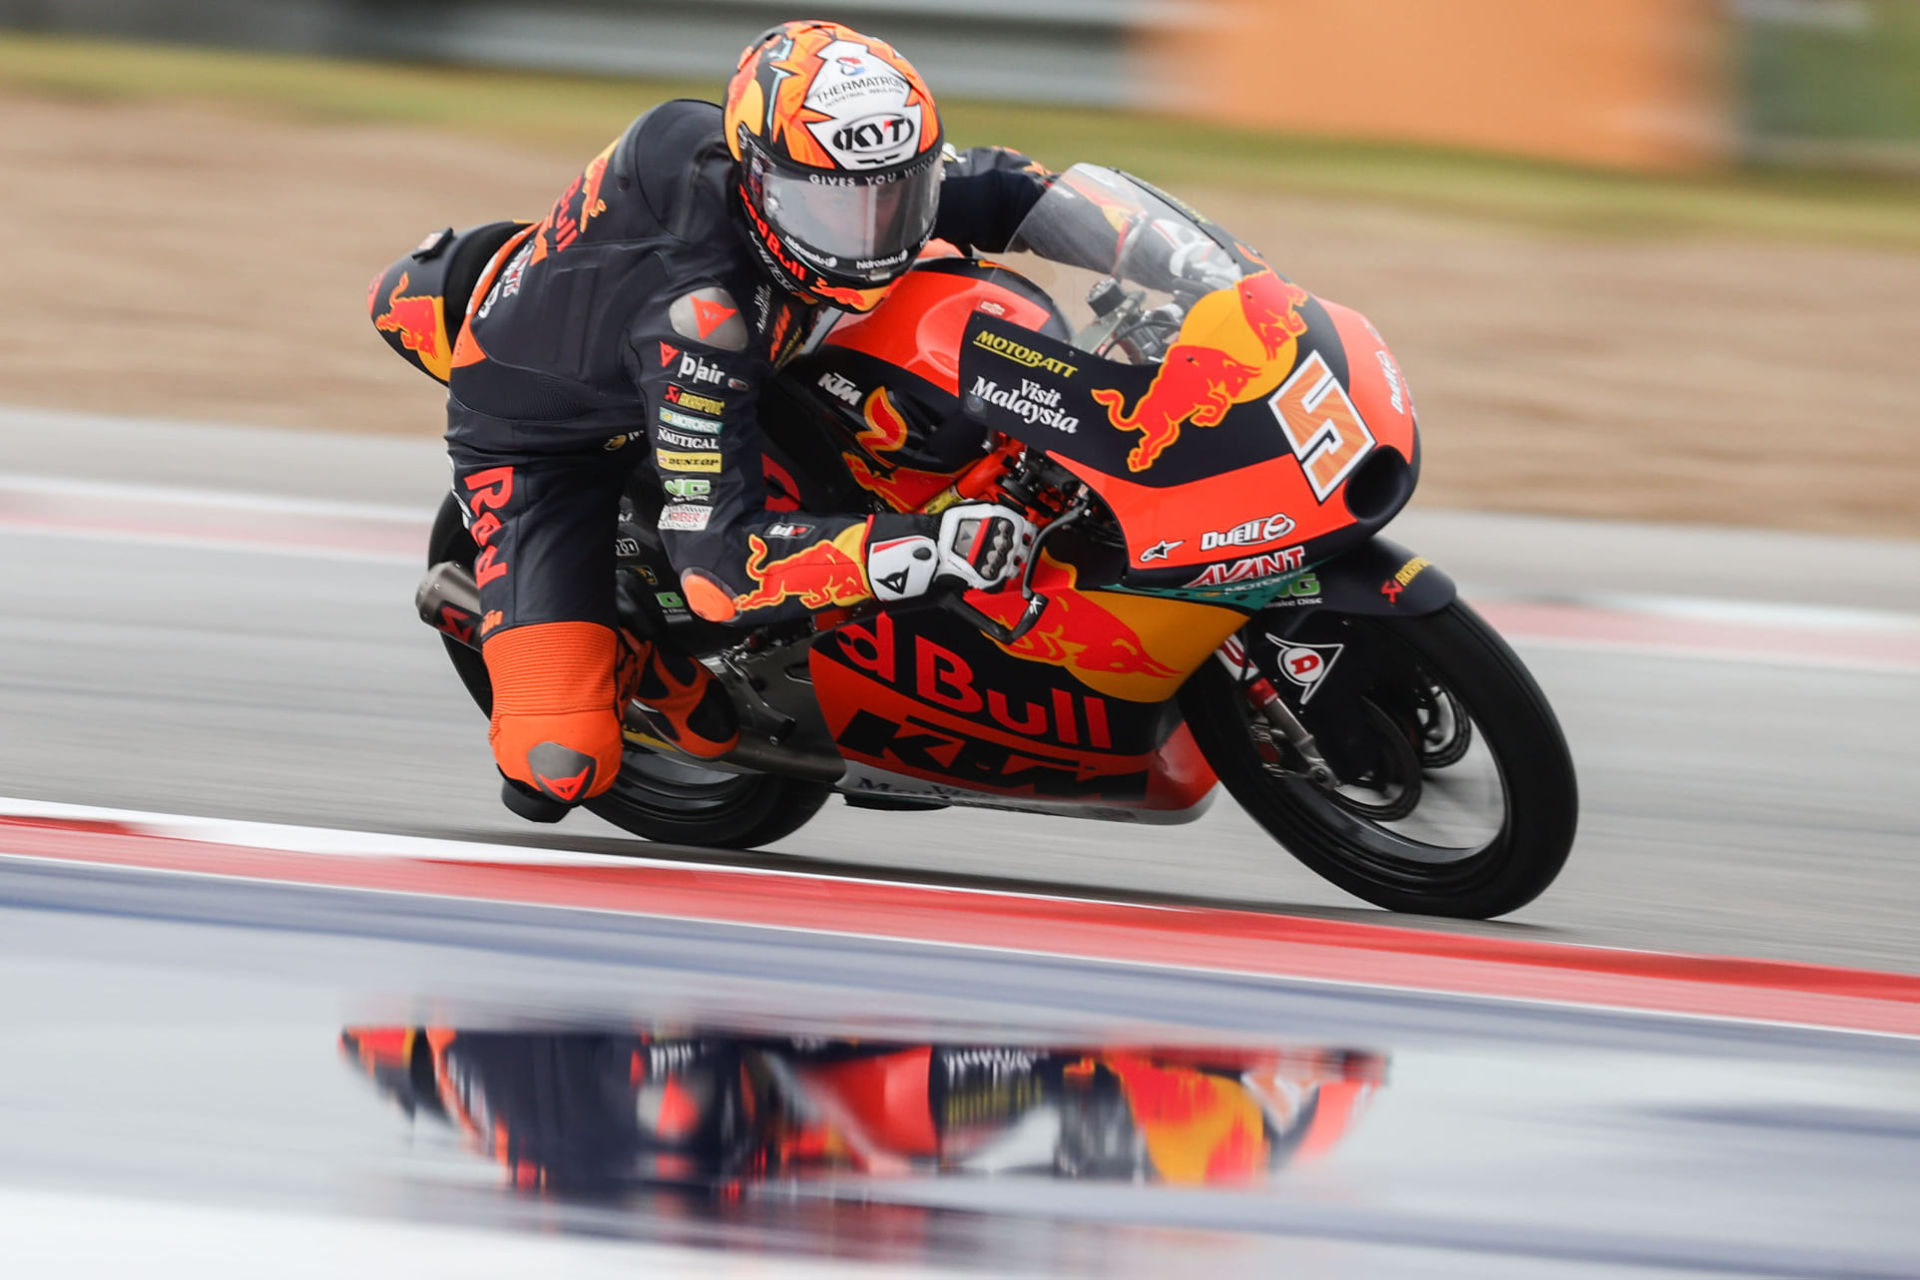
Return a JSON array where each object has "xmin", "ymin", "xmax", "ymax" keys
[
  {"xmin": 1180, "ymin": 600, "xmax": 1577, "ymax": 918},
  {"xmin": 426, "ymin": 493, "xmax": 831, "ymax": 850}
]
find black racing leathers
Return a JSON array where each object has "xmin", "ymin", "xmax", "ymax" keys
[{"xmin": 445, "ymin": 99, "xmax": 1049, "ymax": 637}]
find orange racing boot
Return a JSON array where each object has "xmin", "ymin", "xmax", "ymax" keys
[
  {"xmin": 484, "ymin": 621, "xmax": 628, "ymax": 816},
  {"xmin": 619, "ymin": 631, "xmax": 740, "ymax": 760}
]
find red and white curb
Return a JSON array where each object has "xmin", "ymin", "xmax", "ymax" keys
[{"xmin": 3, "ymin": 798, "xmax": 1918, "ymax": 1038}]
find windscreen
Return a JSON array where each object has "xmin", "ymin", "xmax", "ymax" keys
[{"xmin": 994, "ymin": 165, "xmax": 1249, "ymax": 362}]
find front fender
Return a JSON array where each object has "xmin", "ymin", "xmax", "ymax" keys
[{"xmin": 1295, "ymin": 536, "xmax": 1455, "ymax": 620}]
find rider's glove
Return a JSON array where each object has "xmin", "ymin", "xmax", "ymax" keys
[
  {"xmin": 1166, "ymin": 235, "xmax": 1241, "ymax": 292},
  {"xmin": 867, "ymin": 503, "xmax": 1037, "ymax": 602}
]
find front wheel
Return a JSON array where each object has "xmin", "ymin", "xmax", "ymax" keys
[{"xmin": 1180, "ymin": 600, "xmax": 1577, "ymax": 918}]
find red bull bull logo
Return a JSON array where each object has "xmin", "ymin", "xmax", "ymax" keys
[
  {"xmin": 731, "ymin": 524, "xmax": 872, "ymax": 613},
  {"xmin": 970, "ymin": 556, "xmax": 1219, "ymax": 703},
  {"xmin": 372, "ymin": 271, "xmax": 452, "ymax": 381},
  {"xmin": 1090, "ymin": 271, "xmax": 1309, "ymax": 472}
]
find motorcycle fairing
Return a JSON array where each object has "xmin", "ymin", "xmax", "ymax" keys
[
  {"xmin": 1257, "ymin": 536, "xmax": 1457, "ymax": 623},
  {"xmin": 809, "ymin": 606, "xmax": 1217, "ymax": 819},
  {"xmin": 956, "ymin": 303, "xmax": 1419, "ymax": 605},
  {"xmin": 821, "ymin": 259, "xmax": 1072, "ymax": 398}
]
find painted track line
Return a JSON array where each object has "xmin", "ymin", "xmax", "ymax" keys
[
  {"xmin": 6, "ymin": 470, "xmax": 1916, "ymax": 670},
  {"xmin": 3, "ymin": 800, "xmax": 1917, "ymax": 1037}
]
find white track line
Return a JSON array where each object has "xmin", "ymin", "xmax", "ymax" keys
[
  {"xmin": 0, "ymin": 472, "xmax": 427, "ymax": 522},
  {"xmin": 5, "ymin": 471, "xmax": 1917, "ymax": 662},
  {"xmin": 0, "ymin": 795, "xmax": 1170, "ymax": 908}
]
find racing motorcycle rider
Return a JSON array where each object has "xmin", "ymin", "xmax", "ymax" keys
[{"xmin": 446, "ymin": 20, "xmax": 1052, "ymax": 819}]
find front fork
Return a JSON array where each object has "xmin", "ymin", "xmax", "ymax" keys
[{"xmin": 1216, "ymin": 635, "xmax": 1339, "ymax": 788}]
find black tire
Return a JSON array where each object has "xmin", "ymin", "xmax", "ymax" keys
[
  {"xmin": 426, "ymin": 492, "xmax": 831, "ymax": 850},
  {"xmin": 1180, "ymin": 600, "xmax": 1577, "ymax": 918}
]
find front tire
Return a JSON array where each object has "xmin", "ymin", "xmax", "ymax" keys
[
  {"xmin": 427, "ymin": 493, "xmax": 830, "ymax": 850},
  {"xmin": 1181, "ymin": 600, "xmax": 1577, "ymax": 918}
]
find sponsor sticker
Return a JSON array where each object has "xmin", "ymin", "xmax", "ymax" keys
[
  {"xmin": 658, "ymin": 450, "xmax": 722, "ymax": 474},
  {"xmin": 817, "ymin": 371, "xmax": 862, "ymax": 406},
  {"xmin": 476, "ymin": 241, "xmax": 532, "ymax": 321},
  {"xmin": 1375, "ymin": 349, "xmax": 1407, "ymax": 415},
  {"xmin": 803, "ymin": 40, "xmax": 923, "ymax": 167},
  {"xmin": 1184, "ymin": 546, "xmax": 1306, "ymax": 590},
  {"xmin": 656, "ymin": 426, "xmax": 718, "ymax": 451},
  {"xmin": 658, "ymin": 407, "xmax": 720, "ymax": 433},
  {"xmin": 1201, "ymin": 512, "xmax": 1296, "ymax": 552},
  {"xmin": 602, "ymin": 433, "xmax": 633, "ymax": 452},
  {"xmin": 966, "ymin": 375, "xmax": 1079, "ymax": 433},
  {"xmin": 655, "ymin": 591, "xmax": 687, "ymax": 611},
  {"xmin": 764, "ymin": 521, "xmax": 815, "ymax": 539},
  {"xmin": 662, "ymin": 477, "xmax": 710, "ymax": 499},
  {"xmin": 1265, "ymin": 637, "xmax": 1343, "ymax": 703},
  {"xmin": 970, "ymin": 329, "xmax": 1077, "ymax": 377},
  {"xmin": 1379, "ymin": 556, "xmax": 1431, "ymax": 604},
  {"xmin": 658, "ymin": 505, "xmax": 713, "ymax": 532},
  {"xmin": 677, "ymin": 352, "xmax": 730, "ymax": 387},
  {"xmin": 664, "ymin": 383, "xmax": 727, "ymax": 416},
  {"xmin": 1138, "ymin": 538, "xmax": 1183, "ymax": 563}
]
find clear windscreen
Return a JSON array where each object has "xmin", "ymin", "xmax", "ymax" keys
[{"xmin": 993, "ymin": 164, "xmax": 1247, "ymax": 362}]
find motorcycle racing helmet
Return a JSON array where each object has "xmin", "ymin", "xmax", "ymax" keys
[{"xmin": 724, "ymin": 20, "xmax": 944, "ymax": 312}]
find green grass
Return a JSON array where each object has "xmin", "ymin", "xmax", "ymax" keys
[{"xmin": 5, "ymin": 31, "xmax": 1920, "ymax": 250}]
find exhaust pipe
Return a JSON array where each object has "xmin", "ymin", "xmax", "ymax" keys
[
  {"xmin": 418, "ymin": 560, "xmax": 845, "ymax": 785},
  {"xmin": 417, "ymin": 561, "xmax": 483, "ymax": 648}
]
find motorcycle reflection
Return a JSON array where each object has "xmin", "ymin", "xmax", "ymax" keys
[{"xmin": 341, "ymin": 1026, "xmax": 1385, "ymax": 1194}]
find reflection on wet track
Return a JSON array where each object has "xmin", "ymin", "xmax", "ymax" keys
[
  {"xmin": 340, "ymin": 1026, "xmax": 1385, "ymax": 1192},
  {"xmin": 5, "ymin": 861, "xmax": 1920, "ymax": 1277}
]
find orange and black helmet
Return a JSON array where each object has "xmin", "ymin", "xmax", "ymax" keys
[{"xmin": 724, "ymin": 20, "xmax": 944, "ymax": 312}]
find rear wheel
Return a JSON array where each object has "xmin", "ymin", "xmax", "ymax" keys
[
  {"xmin": 427, "ymin": 493, "xmax": 830, "ymax": 850},
  {"xmin": 1180, "ymin": 600, "xmax": 1577, "ymax": 918}
]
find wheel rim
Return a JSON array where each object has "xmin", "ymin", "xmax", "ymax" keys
[{"xmin": 1236, "ymin": 630, "xmax": 1513, "ymax": 889}]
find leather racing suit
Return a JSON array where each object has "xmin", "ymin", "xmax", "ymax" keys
[{"xmin": 444, "ymin": 98, "xmax": 1050, "ymax": 802}]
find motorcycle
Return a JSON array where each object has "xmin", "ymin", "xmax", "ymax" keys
[
  {"xmin": 341, "ymin": 1023, "xmax": 1385, "ymax": 1191},
  {"xmin": 411, "ymin": 164, "xmax": 1577, "ymax": 919}
]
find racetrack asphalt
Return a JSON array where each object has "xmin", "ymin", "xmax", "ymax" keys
[
  {"xmin": 4, "ymin": 407, "xmax": 1920, "ymax": 1277},
  {"xmin": 1, "ymin": 406, "xmax": 1916, "ymax": 972}
]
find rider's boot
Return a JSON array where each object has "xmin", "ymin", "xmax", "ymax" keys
[{"xmin": 619, "ymin": 630, "xmax": 740, "ymax": 760}]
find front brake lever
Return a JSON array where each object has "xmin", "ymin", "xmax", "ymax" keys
[{"xmin": 938, "ymin": 492, "xmax": 1093, "ymax": 646}]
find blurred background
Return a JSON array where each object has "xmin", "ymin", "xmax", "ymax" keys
[
  {"xmin": 1, "ymin": 0, "xmax": 1917, "ymax": 536},
  {"xmin": 4, "ymin": 10, "xmax": 1920, "ymax": 1275}
]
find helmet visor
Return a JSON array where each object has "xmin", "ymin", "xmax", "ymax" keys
[{"xmin": 760, "ymin": 153, "xmax": 940, "ymax": 283}]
